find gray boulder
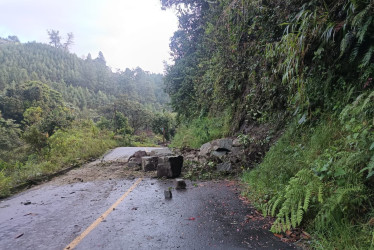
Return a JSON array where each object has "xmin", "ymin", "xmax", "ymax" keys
[
  {"xmin": 157, "ymin": 155, "xmax": 183, "ymax": 178},
  {"xmin": 199, "ymin": 138, "xmax": 233, "ymax": 156},
  {"xmin": 232, "ymin": 138, "xmax": 242, "ymax": 147},
  {"xmin": 211, "ymin": 150, "xmax": 227, "ymax": 161},
  {"xmin": 230, "ymin": 146, "xmax": 244, "ymax": 156},
  {"xmin": 141, "ymin": 156, "xmax": 158, "ymax": 172},
  {"xmin": 128, "ymin": 150, "xmax": 147, "ymax": 167},
  {"xmin": 199, "ymin": 142, "xmax": 212, "ymax": 156}
]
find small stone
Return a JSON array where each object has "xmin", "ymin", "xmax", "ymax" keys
[
  {"xmin": 164, "ymin": 190, "xmax": 172, "ymax": 199},
  {"xmin": 175, "ymin": 179, "xmax": 186, "ymax": 189}
]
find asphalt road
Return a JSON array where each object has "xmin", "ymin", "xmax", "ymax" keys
[
  {"xmin": 0, "ymin": 147, "xmax": 297, "ymax": 250},
  {"xmin": 101, "ymin": 147, "xmax": 172, "ymax": 162}
]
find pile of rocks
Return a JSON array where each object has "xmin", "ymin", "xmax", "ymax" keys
[
  {"xmin": 199, "ymin": 138, "xmax": 245, "ymax": 172},
  {"xmin": 174, "ymin": 138, "xmax": 245, "ymax": 173},
  {"xmin": 127, "ymin": 149, "xmax": 183, "ymax": 178}
]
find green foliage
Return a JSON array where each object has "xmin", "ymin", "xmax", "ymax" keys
[
  {"xmin": 0, "ymin": 35, "xmax": 171, "ymax": 198},
  {"xmin": 243, "ymin": 91, "xmax": 374, "ymax": 248},
  {"xmin": 0, "ymin": 120, "xmax": 117, "ymax": 195},
  {"xmin": 0, "ymin": 169, "xmax": 11, "ymax": 197},
  {"xmin": 112, "ymin": 112, "xmax": 133, "ymax": 135},
  {"xmin": 22, "ymin": 125, "xmax": 48, "ymax": 151},
  {"xmin": 237, "ymin": 133, "xmax": 251, "ymax": 147},
  {"xmin": 0, "ymin": 81, "xmax": 64, "ymax": 123},
  {"xmin": 162, "ymin": 0, "xmax": 374, "ymax": 131},
  {"xmin": 0, "ymin": 114, "xmax": 23, "ymax": 162},
  {"xmin": 151, "ymin": 112, "xmax": 176, "ymax": 141},
  {"xmin": 311, "ymin": 219, "xmax": 374, "ymax": 250},
  {"xmin": 100, "ymin": 96, "xmax": 155, "ymax": 133},
  {"xmin": 46, "ymin": 121, "xmax": 116, "ymax": 169},
  {"xmin": 161, "ymin": 0, "xmax": 374, "ymax": 248},
  {"xmin": 170, "ymin": 115, "xmax": 229, "ymax": 149}
]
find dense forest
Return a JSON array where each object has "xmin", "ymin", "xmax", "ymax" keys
[
  {"xmin": 161, "ymin": 0, "xmax": 373, "ymax": 248},
  {"xmin": 0, "ymin": 36, "xmax": 174, "ymax": 197}
]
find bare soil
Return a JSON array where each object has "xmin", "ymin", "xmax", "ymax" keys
[{"xmin": 50, "ymin": 160, "xmax": 157, "ymax": 185}]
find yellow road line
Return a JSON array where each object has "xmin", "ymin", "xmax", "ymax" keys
[{"xmin": 64, "ymin": 178, "xmax": 143, "ymax": 250}]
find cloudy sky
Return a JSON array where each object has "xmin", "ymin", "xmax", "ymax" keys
[{"xmin": 0, "ymin": 0, "xmax": 178, "ymax": 73}]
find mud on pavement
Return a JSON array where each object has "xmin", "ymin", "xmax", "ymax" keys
[{"xmin": 0, "ymin": 149, "xmax": 298, "ymax": 250}]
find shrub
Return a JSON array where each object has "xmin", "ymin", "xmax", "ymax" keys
[
  {"xmin": 171, "ymin": 115, "xmax": 230, "ymax": 148},
  {"xmin": 242, "ymin": 90, "xmax": 374, "ymax": 249}
]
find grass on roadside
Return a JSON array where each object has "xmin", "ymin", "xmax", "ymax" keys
[
  {"xmin": 170, "ymin": 115, "xmax": 230, "ymax": 149},
  {"xmin": 0, "ymin": 120, "xmax": 116, "ymax": 197},
  {"xmin": 242, "ymin": 91, "xmax": 374, "ymax": 249}
]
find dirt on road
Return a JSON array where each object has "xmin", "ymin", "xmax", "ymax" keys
[
  {"xmin": 0, "ymin": 147, "xmax": 298, "ymax": 250},
  {"xmin": 50, "ymin": 160, "xmax": 156, "ymax": 185}
]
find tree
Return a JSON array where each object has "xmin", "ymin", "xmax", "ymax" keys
[
  {"xmin": 63, "ymin": 32, "xmax": 74, "ymax": 51},
  {"xmin": 47, "ymin": 30, "xmax": 74, "ymax": 51},
  {"xmin": 86, "ymin": 53, "xmax": 92, "ymax": 61},
  {"xmin": 0, "ymin": 113, "xmax": 23, "ymax": 161},
  {"xmin": 47, "ymin": 29, "xmax": 61, "ymax": 48},
  {"xmin": 7, "ymin": 35, "xmax": 20, "ymax": 43},
  {"xmin": 151, "ymin": 112, "xmax": 175, "ymax": 141},
  {"xmin": 113, "ymin": 112, "xmax": 133, "ymax": 135},
  {"xmin": 95, "ymin": 51, "xmax": 106, "ymax": 65}
]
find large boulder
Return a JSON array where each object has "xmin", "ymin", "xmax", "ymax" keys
[
  {"xmin": 199, "ymin": 142, "xmax": 213, "ymax": 156},
  {"xmin": 199, "ymin": 138, "xmax": 233, "ymax": 156},
  {"xmin": 232, "ymin": 138, "xmax": 242, "ymax": 147},
  {"xmin": 141, "ymin": 156, "xmax": 158, "ymax": 172},
  {"xmin": 128, "ymin": 150, "xmax": 147, "ymax": 167},
  {"xmin": 157, "ymin": 155, "xmax": 183, "ymax": 178}
]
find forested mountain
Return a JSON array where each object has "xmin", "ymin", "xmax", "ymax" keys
[
  {"xmin": 0, "ymin": 39, "xmax": 168, "ymax": 112},
  {"xmin": 162, "ymin": 0, "xmax": 374, "ymax": 248},
  {"xmin": 0, "ymin": 37, "xmax": 174, "ymax": 197}
]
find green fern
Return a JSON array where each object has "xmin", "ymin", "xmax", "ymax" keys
[
  {"xmin": 270, "ymin": 169, "xmax": 324, "ymax": 233},
  {"xmin": 359, "ymin": 45, "xmax": 374, "ymax": 68},
  {"xmin": 315, "ymin": 184, "xmax": 367, "ymax": 230}
]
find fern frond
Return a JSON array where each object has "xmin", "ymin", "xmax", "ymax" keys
[
  {"xmin": 357, "ymin": 16, "xmax": 372, "ymax": 44},
  {"xmin": 303, "ymin": 187, "xmax": 312, "ymax": 211},
  {"xmin": 270, "ymin": 169, "xmax": 324, "ymax": 232},
  {"xmin": 297, "ymin": 200, "xmax": 304, "ymax": 225},
  {"xmin": 318, "ymin": 185, "xmax": 324, "ymax": 203},
  {"xmin": 291, "ymin": 207, "xmax": 297, "ymax": 228},
  {"xmin": 285, "ymin": 214, "xmax": 291, "ymax": 230},
  {"xmin": 349, "ymin": 45, "xmax": 360, "ymax": 62},
  {"xmin": 340, "ymin": 32, "xmax": 353, "ymax": 57},
  {"xmin": 359, "ymin": 45, "xmax": 374, "ymax": 68},
  {"xmin": 271, "ymin": 196, "xmax": 283, "ymax": 217}
]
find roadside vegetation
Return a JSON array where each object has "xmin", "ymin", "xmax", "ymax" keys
[
  {"xmin": 162, "ymin": 0, "xmax": 374, "ymax": 248},
  {"xmin": 0, "ymin": 36, "xmax": 175, "ymax": 197},
  {"xmin": 171, "ymin": 115, "xmax": 230, "ymax": 149},
  {"xmin": 243, "ymin": 91, "xmax": 374, "ymax": 248}
]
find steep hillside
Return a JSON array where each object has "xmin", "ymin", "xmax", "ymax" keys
[{"xmin": 162, "ymin": 0, "xmax": 374, "ymax": 248}]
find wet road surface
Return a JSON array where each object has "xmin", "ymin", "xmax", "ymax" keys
[
  {"xmin": 101, "ymin": 147, "xmax": 172, "ymax": 162},
  {"xmin": 0, "ymin": 178, "xmax": 296, "ymax": 250}
]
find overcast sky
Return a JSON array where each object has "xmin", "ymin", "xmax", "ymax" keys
[{"xmin": 0, "ymin": 0, "xmax": 178, "ymax": 73}]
